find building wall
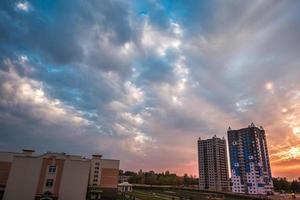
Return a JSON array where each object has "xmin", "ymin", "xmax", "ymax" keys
[
  {"xmin": 0, "ymin": 162, "xmax": 11, "ymax": 187},
  {"xmin": 0, "ymin": 152, "xmax": 24, "ymax": 187},
  {"xmin": 100, "ymin": 159, "xmax": 119, "ymax": 169},
  {"xmin": 36, "ymin": 157, "xmax": 65, "ymax": 196},
  {"xmin": 198, "ymin": 139, "xmax": 206, "ymax": 190},
  {"xmin": 3, "ymin": 156, "xmax": 42, "ymax": 200},
  {"xmin": 99, "ymin": 160, "xmax": 119, "ymax": 188},
  {"xmin": 89, "ymin": 155, "xmax": 102, "ymax": 186},
  {"xmin": 89, "ymin": 157, "xmax": 119, "ymax": 188},
  {"xmin": 100, "ymin": 168, "xmax": 119, "ymax": 188},
  {"xmin": 36, "ymin": 157, "xmax": 54, "ymax": 195},
  {"xmin": 217, "ymin": 139, "xmax": 230, "ymax": 191},
  {"xmin": 0, "ymin": 152, "xmax": 16, "ymax": 162},
  {"xmin": 59, "ymin": 159, "xmax": 90, "ymax": 200}
]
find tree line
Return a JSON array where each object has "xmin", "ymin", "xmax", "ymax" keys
[
  {"xmin": 120, "ymin": 170, "xmax": 300, "ymax": 192},
  {"xmin": 273, "ymin": 177, "xmax": 300, "ymax": 193},
  {"xmin": 119, "ymin": 170, "xmax": 198, "ymax": 186}
]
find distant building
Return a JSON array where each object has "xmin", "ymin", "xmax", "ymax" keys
[
  {"xmin": 0, "ymin": 149, "xmax": 119, "ymax": 200},
  {"xmin": 119, "ymin": 175, "xmax": 130, "ymax": 183},
  {"xmin": 228, "ymin": 123, "xmax": 273, "ymax": 195},
  {"xmin": 117, "ymin": 182, "xmax": 132, "ymax": 193},
  {"xmin": 198, "ymin": 135, "xmax": 230, "ymax": 191}
]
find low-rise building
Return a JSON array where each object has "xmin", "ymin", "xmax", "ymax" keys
[
  {"xmin": 0, "ymin": 149, "xmax": 119, "ymax": 200},
  {"xmin": 0, "ymin": 150, "xmax": 35, "ymax": 199},
  {"xmin": 118, "ymin": 182, "xmax": 132, "ymax": 193},
  {"xmin": 119, "ymin": 175, "xmax": 130, "ymax": 183},
  {"xmin": 87, "ymin": 154, "xmax": 119, "ymax": 200}
]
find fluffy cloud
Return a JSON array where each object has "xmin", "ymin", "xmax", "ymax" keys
[
  {"xmin": 0, "ymin": 59, "xmax": 88, "ymax": 126},
  {"xmin": 1, "ymin": 0, "xmax": 300, "ymax": 179},
  {"xmin": 15, "ymin": 1, "xmax": 30, "ymax": 12}
]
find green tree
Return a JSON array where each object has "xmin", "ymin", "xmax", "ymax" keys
[
  {"xmin": 273, "ymin": 177, "xmax": 290, "ymax": 192},
  {"xmin": 122, "ymin": 169, "xmax": 197, "ymax": 186}
]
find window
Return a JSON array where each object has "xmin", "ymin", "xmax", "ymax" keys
[
  {"xmin": 95, "ymin": 162, "xmax": 100, "ymax": 166},
  {"xmin": 94, "ymin": 175, "xmax": 98, "ymax": 178},
  {"xmin": 95, "ymin": 167, "xmax": 99, "ymax": 170},
  {"xmin": 48, "ymin": 165, "xmax": 56, "ymax": 173},
  {"xmin": 94, "ymin": 170, "xmax": 99, "ymax": 174},
  {"xmin": 45, "ymin": 179, "xmax": 54, "ymax": 187},
  {"xmin": 93, "ymin": 179, "xmax": 98, "ymax": 182}
]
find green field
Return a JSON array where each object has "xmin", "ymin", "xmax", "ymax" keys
[{"xmin": 133, "ymin": 190, "xmax": 178, "ymax": 200}]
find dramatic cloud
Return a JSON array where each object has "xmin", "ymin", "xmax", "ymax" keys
[{"xmin": 1, "ymin": 0, "xmax": 300, "ymax": 179}]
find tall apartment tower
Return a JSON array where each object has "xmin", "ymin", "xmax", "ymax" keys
[
  {"xmin": 198, "ymin": 135, "xmax": 230, "ymax": 191},
  {"xmin": 228, "ymin": 123, "xmax": 273, "ymax": 195}
]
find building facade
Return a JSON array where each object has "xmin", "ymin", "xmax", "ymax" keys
[
  {"xmin": 0, "ymin": 151, "xmax": 26, "ymax": 200},
  {"xmin": 0, "ymin": 150, "xmax": 119, "ymax": 200},
  {"xmin": 87, "ymin": 155, "xmax": 119, "ymax": 200},
  {"xmin": 198, "ymin": 135, "xmax": 230, "ymax": 191},
  {"xmin": 228, "ymin": 123, "xmax": 273, "ymax": 195}
]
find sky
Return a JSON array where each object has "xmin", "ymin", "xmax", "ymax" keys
[{"xmin": 0, "ymin": 0, "xmax": 300, "ymax": 180}]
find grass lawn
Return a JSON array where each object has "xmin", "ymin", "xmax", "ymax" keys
[
  {"xmin": 128, "ymin": 189, "xmax": 267, "ymax": 200},
  {"xmin": 129, "ymin": 189, "xmax": 223, "ymax": 200},
  {"xmin": 132, "ymin": 190, "xmax": 177, "ymax": 200}
]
